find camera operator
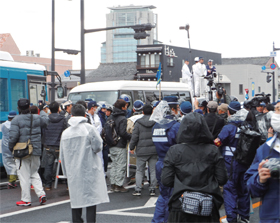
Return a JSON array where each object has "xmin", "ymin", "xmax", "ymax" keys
[
  {"xmin": 244, "ymin": 101, "xmax": 280, "ymax": 222},
  {"xmin": 215, "ymin": 85, "xmax": 232, "ymax": 105},
  {"xmin": 256, "ymin": 102, "xmax": 266, "ymax": 114},
  {"xmin": 206, "ymin": 59, "xmax": 216, "ymax": 77}
]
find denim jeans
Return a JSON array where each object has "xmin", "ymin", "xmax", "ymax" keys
[{"xmin": 43, "ymin": 146, "xmax": 59, "ymax": 188}]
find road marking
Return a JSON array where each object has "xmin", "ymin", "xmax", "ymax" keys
[
  {"xmin": 0, "ymin": 199, "xmax": 70, "ymax": 219},
  {"xmin": 144, "ymin": 197, "xmax": 158, "ymax": 207},
  {"xmin": 97, "ymin": 205, "xmax": 155, "ymax": 218}
]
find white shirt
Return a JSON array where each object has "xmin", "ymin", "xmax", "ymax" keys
[{"xmin": 182, "ymin": 63, "xmax": 192, "ymax": 79}]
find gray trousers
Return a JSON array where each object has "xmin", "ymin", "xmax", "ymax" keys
[
  {"xmin": 109, "ymin": 147, "xmax": 127, "ymax": 186},
  {"xmin": 135, "ymin": 154, "xmax": 157, "ymax": 191}
]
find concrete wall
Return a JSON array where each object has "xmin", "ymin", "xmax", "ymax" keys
[{"xmin": 215, "ymin": 64, "xmax": 277, "ymax": 102}]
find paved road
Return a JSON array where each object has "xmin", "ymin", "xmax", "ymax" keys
[{"xmin": 0, "ymin": 178, "xmax": 261, "ymax": 223}]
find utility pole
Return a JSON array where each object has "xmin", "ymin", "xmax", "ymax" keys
[{"xmin": 272, "ymin": 42, "xmax": 280, "ymax": 103}]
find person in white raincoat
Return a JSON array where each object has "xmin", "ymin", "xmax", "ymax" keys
[
  {"xmin": 181, "ymin": 59, "xmax": 193, "ymax": 96},
  {"xmin": 59, "ymin": 104, "xmax": 109, "ymax": 223},
  {"xmin": 193, "ymin": 57, "xmax": 207, "ymax": 96}
]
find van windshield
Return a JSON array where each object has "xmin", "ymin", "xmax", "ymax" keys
[{"xmin": 68, "ymin": 91, "xmax": 118, "ymax": 105}]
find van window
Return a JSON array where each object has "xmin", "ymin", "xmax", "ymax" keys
[
  {"xmin": 145, "ymin": 91, "xmax": 161, "ymax": 105},
  {"xmin": 133, "ymin": 90, "xmax": 145, "ymax": 103},
  {"xmin": 179, "ymin": 92, "xmax": 192, "ymax": 103},
  {"xmin": 162, "ymin": 91, "xmax": 179, "ymax": 98},
  {"xmin": 68, "ymin": 91, "xmax": 118, "ymax": 105}
]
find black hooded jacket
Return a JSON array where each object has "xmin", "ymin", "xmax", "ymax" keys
[
  {"xmin": 111, "ymin": 107, "xmax": 131, "ymax": 148},
  {"xmin": 129, "ymin": 115, "xmax": 156, "ymax": 156},
  {"xmin": 161, "ymin": 112, "xmax": 228, "ymax": 214}
]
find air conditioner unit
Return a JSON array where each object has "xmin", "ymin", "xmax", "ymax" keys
[
  {"xmin": 35, "ymin": 53, "xmax": 40, "ymax": 57},
  {"xmin": 26, "ymin": 50, "xmax": 34, "ymax": 56}
]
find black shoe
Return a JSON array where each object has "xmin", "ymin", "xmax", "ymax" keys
[
  {"xmin": 132, "ymin": 190, "xmax": 141, "ymax": 196},
  {"xmin": 150, "ymin": 189, "xmax": 156, "ymax": 196},
  {"xmin": 8, "ymin": 182, "xmax": 17, "ymax": 189}
]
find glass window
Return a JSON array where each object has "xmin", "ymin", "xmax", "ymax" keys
[
  {"xmin": 133, "ymin": 91, "xmax": 145, "ymax": 103},
  {"xmin": 0, "ymin": 78, "xmax": 8, "ymax": 112},
  {"xmin": 29, "ymin": 83, "xmax": 45, "ymax": 106},
  {"xmin": 11, "ymin": 79, "xmax": 26, "ymax": 111},
  {"xmin": 68, "ymin": 91, "xmax": 119, "ymax": 105},
  {"xmin": 145, "ymin": 91, "xmax": 161, "ymax": 105},
  {"xmin": 239, "ymin": 84, "xmax": 243, "ymax": 95},
  {"xmin": 258, "ymin": 86, "xmax": 261, "ymax": 93}
]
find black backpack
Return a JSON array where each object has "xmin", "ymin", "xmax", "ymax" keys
[
  {"xmin": 101, "ymin": 119, "xmax": 120, "ymax": 147},
  {"xmin": 229, "ymin": 122, "xmax": 261, "ymax": 167}
]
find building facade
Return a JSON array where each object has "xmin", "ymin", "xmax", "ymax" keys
[
  {"xmin": 135, "ymin": 44, "xmax": 222, "ymax": 82},
  {"xmin": 101, "ymin": 5, "xmax": 158, "ymax": 63}
]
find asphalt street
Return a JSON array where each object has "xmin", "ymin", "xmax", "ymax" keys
[{"xmin": 0, "ymin": 176, "xmax": 261, "ymax": 223}]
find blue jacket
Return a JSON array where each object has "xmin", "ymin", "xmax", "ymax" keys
[
  {"xmin": 152, "ymin": 119, "xmax": 180, "ymax": 160},
  {"xmin": 244, "ymin": 135, "xmax": 280, "ymax": 221},
  {"xmin": 218, "ymin": 121, "xmax": 242, "ymax": 156}
]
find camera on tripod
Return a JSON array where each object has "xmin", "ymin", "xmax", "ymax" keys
[{"xmin": 204, "ymin": 72, "xmax": 217, "ymax": 87}]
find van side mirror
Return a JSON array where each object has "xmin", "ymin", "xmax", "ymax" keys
[{"xmin": 57, "ymin": 86, "xmax": 64, "ymax": 98}]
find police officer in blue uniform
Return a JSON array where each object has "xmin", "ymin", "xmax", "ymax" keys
[
  {"xmin": 215, "ymin": 101, "xmax": 250, "ymax": 223},
  {"xmin": 151, "ymin": 96, "xmax": 180, "ymax": 223},
  {"xmin": 120, "ymin": 94, "xmax": 132, "ymax": 118}
]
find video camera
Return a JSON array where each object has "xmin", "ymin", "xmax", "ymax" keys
[
  {"xmin": 204, "ymin": 72, "xmax": 217, "ymax": 87},
  {"xmin": 246, "ymin": 92, "xmax": 271, "ymax": 108},
  {"xmin": 263, "ymin": 158, "xmax": 280, "ymax": 179}
]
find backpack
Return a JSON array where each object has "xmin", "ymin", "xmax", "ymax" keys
[
  {"xmin": 229, "ymin": 122, "xmax": 261, "ymax": 166},
  {"xmin": 101, "ymin": 119, "xmax": 120, "ymax": 147}
]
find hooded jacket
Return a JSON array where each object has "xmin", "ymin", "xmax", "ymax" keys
[
  {"xmin": 129, "ymin": 115, "xmax": 156, "ymax": 156},
  {"xmin": 44, "ymin": 113, "xmax": 67, "ymax": 147},
  {"xmin": 111, "ymin": 107, "xmax": 131, "ymax": 148},
  {"xmin": 161, "ymin": 112, "xmax": 228, "ymax": 214}
]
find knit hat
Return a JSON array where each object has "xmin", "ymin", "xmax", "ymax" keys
[
  {"xmin": 180, "ymin": 101, "xmax": 192, "ymax": 115},
  {"xmin": 207, "ymin": 101, "xmax": 218, "ymax": 109},
  {"xmin": 133, "ymin": 100, "xmax": 144, "ymax": 111},
  {"xmin": 8, "ymin": 110, "xmax": 17, "ymax": 119},
  {"xmin": 228, "ymin": 101, "xmax": 241, "ymax": 112},
  {"xmin": 18, "ymin": 98, "xmax": 30, "ymax": 110},
  {"xmin": 218, "ymin": 103, "xmax": 228, "ymax": 113},
  {"xmin": 163, "ymin": 96, "xmax": 178, "ymax": 105}
]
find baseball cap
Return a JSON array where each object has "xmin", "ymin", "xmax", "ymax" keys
[
  {"xmin": 8, "ymin": 110, "xmax": 17, "ymax": 119},
  {"xmin": 218, "ymin": 103, "xmax": 228, "ymax": 113},
  {"xmin": 194, "ymin": 57, "xmax": 199, "ymax": 62},
  {"xmin": 63, "ymin": 100, "xmax": 72, "ymax": 107},
  {"xmin": 162, "ymin": 96, "xmax": 179, "ymax": 105},
  {"xmin": 208, "ymin": 59, "xmax": 213, "ymax": 62},
  {"xmin": 228, "ymin": 101, "xmax": 241, "ymax": 112},
  {"xmin": 88, "ymin": 101, "xmax": 98, "ymax": 110},
  {"xmin": 207, "ymin": 101, "xmax": 218, "ymax": 109}
]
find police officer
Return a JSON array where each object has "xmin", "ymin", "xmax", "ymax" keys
[
  {"xmin": 120, "ymin": 94, "xmax": 132, "ymax": 118},
  {"xmin": 151, "ymin": 96, "xmax": 180, "ymax": 223}
]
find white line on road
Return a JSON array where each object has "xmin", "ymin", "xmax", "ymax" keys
[
  {"xmin": 0, "ymin": 182, "xmax": 149, "ymax": 219},
  {"xmin": 0, "ymin": 199, "xmax": 70, "ymax": 219},
  {"xmin": 144, "ymin": 197, "xmax": 158, "ymax": 207}
]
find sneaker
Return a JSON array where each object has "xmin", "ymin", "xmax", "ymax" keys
[
  {"xmin": 39, "ymin": 195, "xmax": 47, "ymax": 205},
  {"xmin": 16, "ymin": 200, "xmax": 31, "ymax": 206},
  {"xmin": 221, "ymin": 219, "xmax": 228, "ymax": 223},
  {"xmin": 8, "ymin": 182, "xmax": 17, "ymax": 189},
  {"xmin": 110, "ymin": 184, "xmax": 115, "ymax": 192},
  {"xmin": 30, "ymin": 185, "xmax": 34, "ymax": 190},
  {"xmin": 238, "ymin": 218, "xmax": 250, "ymax": 223},
  {"xmin": 150, "ymin": 189, "xmax": 156, "ymax": 196},
  {"xmin": 132, "ymin": 190, "xmax": 141, "ymax": 196},
  {"xmin": 45, "ymin": 187, "xmax": 51, "ymax": 191},
  {"xmin": 114, "ymin": 185, "xmax": 129, "ymax": 193}
]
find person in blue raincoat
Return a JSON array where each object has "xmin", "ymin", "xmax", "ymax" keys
[
  {"xmin": 2, "ymin": 111, "xmax": 17, "ymax": 188},
  {"xmin": 214, "ymin": 101, "xmax": 250, "ymax": 223},
  {"xmin": 150, "ymin": 96, "xmax": 180, "ymax": 223},
  {"xmin": 244, "ymin": 102, "xmax": 280, "ymax": 223}
]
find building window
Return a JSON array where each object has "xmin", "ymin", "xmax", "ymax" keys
[
  {"xmin": 140, "ymin": 54, "xmax": 160, "ymax": 68},
  {"xmin": 167, "ymin": 57, "xmax": 174, "ymax": 67},
  {"xmin": 0, "ymin": 78, "xmax": 8, "ymax": 112},
  {"xmin": 239, "ymin": 84, "xmax": 243, "ymax": 95},
  {"xmin": 258, "ymin": 86, "xmax": 261, "ymax": 93}
]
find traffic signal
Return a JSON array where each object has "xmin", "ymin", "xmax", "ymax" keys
[
  {"xmin": 133, "ymin": 23, "xmax": 155, "ymax": 40},
  {"xmin": 266, "ymin": 75, "xmax": 272, "ymax": 83}
]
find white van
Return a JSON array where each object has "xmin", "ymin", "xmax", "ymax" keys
[{"xmin": 67, "ymin": 80, "xmax": 192, "ymax": 109}]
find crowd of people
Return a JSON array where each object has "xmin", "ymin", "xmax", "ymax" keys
[{"xmin": 1, "ymin": 93, "xmax": 280, "ymax": 223}]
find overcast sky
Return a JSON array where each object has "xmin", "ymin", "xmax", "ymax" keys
[{"xmin": 1, "ymin": 0, "xmax": 280, "ymax": 70}]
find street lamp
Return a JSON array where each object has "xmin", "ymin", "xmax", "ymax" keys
[{"xmin": 51, "ymin": 0, "xmax": 80, "ymax": 102}]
